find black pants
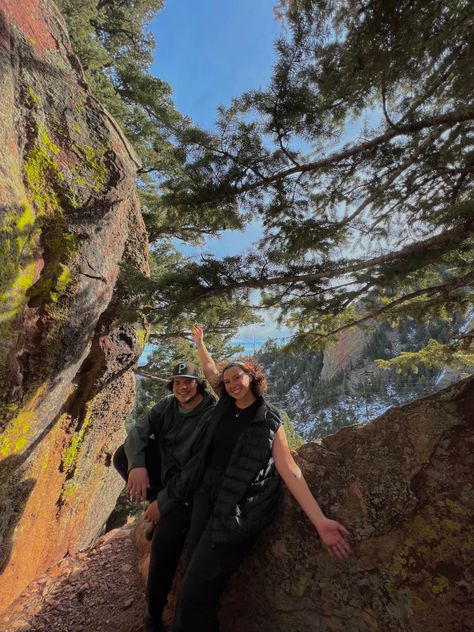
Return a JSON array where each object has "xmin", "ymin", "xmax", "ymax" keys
[
  {"xmin": 113, "ymin": 443, "xmax": 192, "ymax": 625},
  {"xmin": 146, "ymin": 502, "xmax": 192, "ymax": 623},
  {"xmin": 171, "ymin": 468, "xmax": 256, "ymax": 632}
]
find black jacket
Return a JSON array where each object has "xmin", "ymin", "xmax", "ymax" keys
[
  {"xmin": 172, "ymin": 395, "xmax": 283, "ymax": 543},
  {"xmin": 124, "ymin": 391, "xmax": 216, "ymax": 514}
]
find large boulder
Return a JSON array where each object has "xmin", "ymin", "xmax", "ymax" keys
[
  {"xmin": 0, "ymin": 0, "xmax": 148, "ymax": 610},
  {"xmin": 221, "ymin": 377, "xmax": 474, "ymax": 631}
]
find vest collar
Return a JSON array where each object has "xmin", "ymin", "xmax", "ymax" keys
[{"xmin": 249, "ymin": 395, "xmax": 267, "ymax": 424}]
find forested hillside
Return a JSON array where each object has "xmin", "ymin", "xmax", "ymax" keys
[{"xmin": 259, "ymin": 318, "xmax": 472, "ymax": 440}]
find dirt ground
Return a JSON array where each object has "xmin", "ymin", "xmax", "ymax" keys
[{"xmin": 0, "ymin": 524, "xmax": 148, "ymax": 632}]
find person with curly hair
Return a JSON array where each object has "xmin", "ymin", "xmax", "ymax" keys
[{"xmin": 167, "ymin": 327, "xmax": 351, "ymax": 632}]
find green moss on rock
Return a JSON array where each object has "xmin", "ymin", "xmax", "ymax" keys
[
  {"xmin": 26, "ymin": 217, "xmax": 77, "ymax": 304},
  {"xmin": 0, "ymin": 123, "xmax": 81, "ymax": 403},
  {"xmin": 0, "ymin": 200, "xmax": 37, "ymax": 301},
  {"xmin": 0, "ymin": 200, "xmax": 39, "ymax": 384},
  {"xmin": 387, "ymin": 492, "xmax": 472, "ymax": 620},
  {"xmin": 62, "ymin": 403, "xmax": 94, "ymax": 473},
  {"xmin": 0, "ymin": 411, "xmax": 35, "ymax": 458},
  {"xmin": 83, "ymin": 145, "xmax": 108, "ymax": 191},
  {"xmin": 294, "ymin": 575, "xmax": 311, "ymax": 598},
  {"xmin": 20, "ymin": 124, "xmax": 79, "ymax": 307},
  {"xmin": 428, "ymin": 575, "xmax": 450, "ymax": 595},
  {"xmin": 133, "ymin": 324, "xmax": 149, "ymax": 352},
  {"xmin": 62, "ymin": 481, "xmax": 76, "ymax": 501},
  {"xmin": 24, "ymin": 127, "xmax": 62, "ymax": 218}
]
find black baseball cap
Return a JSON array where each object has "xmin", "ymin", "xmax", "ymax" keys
[{"xmin": 170, "ymin": 362, "xmax": 200, "ymax": 380}]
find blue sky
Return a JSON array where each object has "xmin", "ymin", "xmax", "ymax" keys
[
  {"xmin": 150, "ymin": 0, "xmax": 278, "ymax": 259},
  {"xmin": 149, "ymin": 1, "xmax": 291, "ymax": 343},
  {"xmin": 150, "ymin": 0, "xmax": 281, "ymax": 131}
]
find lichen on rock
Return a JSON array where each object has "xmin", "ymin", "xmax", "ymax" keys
[{"xmin": 0, "ymin": 0, "xmax": 149, "ymax": 610}]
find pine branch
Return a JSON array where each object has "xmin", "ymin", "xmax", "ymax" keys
[
  {"xmin": 294, "ymin": 272, "xmax": 474, "ymax": 344},
  {"xmin": 195, "ymin": 107, "xmax": 474, "ymax": 202},
  {"xmin": 334, "ymin": 125, "xmax": 448, "ymax": 228},
  {"xmin": 194, "ymin": 220, "xmax": 474, "ymax": 296},
  {"xmin": 89, "ymin": 20, "xmax": 143, "ymax": 51}
]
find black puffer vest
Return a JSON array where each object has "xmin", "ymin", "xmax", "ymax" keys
[{"xmin": 190, "ymin": 395, "xmax": 283, "ymax": 544}]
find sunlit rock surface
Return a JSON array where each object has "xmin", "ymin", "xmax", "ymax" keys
[
  {"xmin": 0, "ymin": 0, "xmax": 148, "ymax": 610},
  {"xmin": 320, "ymin": 327, "xmax": 371, "ymax": 382}
]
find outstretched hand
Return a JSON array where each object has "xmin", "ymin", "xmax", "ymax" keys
[
  {"xmin": 316, "ymin": 518, "xmax": 352, "ymax": 559},
  {"xmin": 192, "ymin": 325, "xmax": 204, "ymax": 345}
]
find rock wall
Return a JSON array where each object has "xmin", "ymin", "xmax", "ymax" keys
[
  {"xmin": 0, "ymin": 0, "xmax": 149, "ymax": 610},
  {"xmin": 320, "ymin": 327, "xmax": 371, "ymax": 383}
]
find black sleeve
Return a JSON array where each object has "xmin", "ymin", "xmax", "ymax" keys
[{"xmin": 123, "ymin": 397, "xmax": 171, "ymax": 470}]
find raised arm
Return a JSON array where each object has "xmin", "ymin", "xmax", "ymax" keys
[
  {"xmin": 192, "ymin": 325, "xmax": 221, "ymax": 391},
  {"xmin": 272, "ymin": 426, "xmax": 351, "ymax": 559}
]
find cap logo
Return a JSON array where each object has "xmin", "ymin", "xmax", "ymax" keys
[{"xmin": 171, "ymin": 362, "xmax": 199, "ymax": 380}]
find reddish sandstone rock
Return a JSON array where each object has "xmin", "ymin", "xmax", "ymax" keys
[
  {"xmin": 0, "ymin": 524, "xmax": 146, "ymax": 632},
  {"xmin": 0, "ymin": 0, "xmax": 148, "ymax": 610},
  {"xmin": 220, "ymin": 377, "xmax": 474, "ymax": 632}
]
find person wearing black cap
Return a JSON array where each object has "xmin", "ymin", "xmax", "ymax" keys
[{"xmin": 112, "ymin": 362, "xmax": 215, "ymax": 632}]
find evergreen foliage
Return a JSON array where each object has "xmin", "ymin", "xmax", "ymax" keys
[
  {"xmin": 58, "ymin": 1, "xmax": 473, "ymax": 371},
  {"xmin": 145, "ymin": 0, "xmax": 473, "ymax": 362},
  {"xmin": 57, "ymin": 0, "xmax": 258, "ymax": 347},
  {"xmin": 375, "ymin": 336, "xmax": 474, "ymax": 374}
]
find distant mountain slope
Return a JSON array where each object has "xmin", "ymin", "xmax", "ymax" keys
[{"xmin": 259, "ymin": 320, "xmax": 471, "ymax": 440}]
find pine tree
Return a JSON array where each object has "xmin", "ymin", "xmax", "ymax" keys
[
  {"xmin": 57, "ymin": 0, "xmax": 259, "ymax": 349},
  {"xmin": 146, "ymin": 0, "xmax": 473, "ymax": 366}
]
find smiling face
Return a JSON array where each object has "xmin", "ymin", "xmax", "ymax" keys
[
  {"xmin": 222, "ymin": 366, "xmax": 255, "ymax": 406},
  {"xmin": 172, "ymin": 377, "xmax": 202, "ymax": 409}
]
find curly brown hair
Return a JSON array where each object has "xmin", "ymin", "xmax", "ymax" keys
[{"xmin": 217, "ymin": 359, "xmax": 268, "ymax": 398}]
